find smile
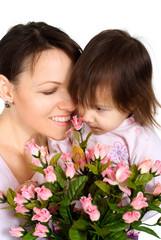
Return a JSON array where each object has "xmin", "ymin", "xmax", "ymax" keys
[{"xmin": 51, "ymin": 115, "xmax": 71, "ymax": 122}]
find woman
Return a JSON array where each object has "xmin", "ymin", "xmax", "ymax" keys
[{"xmin": 0, "ymin": 21, "xmax": 81, "ymax": 239}]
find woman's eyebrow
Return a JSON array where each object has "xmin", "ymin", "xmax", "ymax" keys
[{"xmin": 37, "ymin": 81, "xmax": 61, "ymax": 86}]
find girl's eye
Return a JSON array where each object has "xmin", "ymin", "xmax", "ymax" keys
[
  {"xmin": 42, "ymin": 88, "xmax": 57, "ymax": 95},
  {"xmin": 97, "ymin": 108, "xmax": 105, "ymax": 111}
]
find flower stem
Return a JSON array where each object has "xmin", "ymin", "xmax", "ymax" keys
[{"xmin": 142, "ymin": 223, "xmax": 157, "ymax": 227}]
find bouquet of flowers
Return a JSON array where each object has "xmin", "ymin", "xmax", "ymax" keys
[{"xmin": 1, "ymin": 116, "xmax": 161, "ymax": 240}]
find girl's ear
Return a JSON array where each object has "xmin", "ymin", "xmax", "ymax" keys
[{"xmin": 0, "ymin": 74, "xmax": 14, "ymax": 103}]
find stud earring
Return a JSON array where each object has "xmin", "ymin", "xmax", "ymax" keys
[{"xmin": 5, "ymin": 101, "xmax": 11, "ymax": 108}]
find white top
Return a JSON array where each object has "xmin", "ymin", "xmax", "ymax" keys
[{"xmin": 0, "ymin": 156, "xmax": 45, "ymax": 239}]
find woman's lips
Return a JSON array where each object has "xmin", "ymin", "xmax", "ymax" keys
[{"xmin": 50, "ymin": 115, "xmax": 71, "ymax": 126}]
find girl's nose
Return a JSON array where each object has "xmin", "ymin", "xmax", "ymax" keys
[{"xmin": 79, "ymin": 107, "xmax": 94, "ymax": 123}]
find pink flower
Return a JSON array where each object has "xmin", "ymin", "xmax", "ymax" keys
[
  {"xmin": 14, "ymin": 193, "xmax": 28, "ymax": 205},
  {"xmin": 35, "ymin": 186, "xmax": 52, "ymax": 201},
  {"xmin": 86, "ymin": 204, "xmax": 100, "ymax": 221},
  {"xmin": 71, "ymin": 116, "xmax": 84, "ymax": 130},
  {"xmin": 46, "ymin": 153, "xmax": 54, "ymax": 165},
  {"xmin": 9, "ymin": 226, "xmax": 25, "ymax": 237},
  {"xmin": 123, "ymin": 211, "xmax": 141, "ymax": 223},
  {"xmin": 0, "ymin": 190, "xmax": 4, "ymax": 199},
  {"xmin": 152, "ymin": 160, "xmax": 161, "ymax": 175},
  {"xmin": 93, "ymin": 143, "xmax": 110, "ymax": 160},
  {"xmin": 25, "ymin": 139, "xmax": 41, "ymax": 156},
  {"xmin": 40, "ymin": 146, "xmax": 48, "ymax": 157},
  {"xmin": 66, "ymin": 115, "xmax": 84, "ymax": 134},
  {"xmin": 15, "ymin": 204, "xmax": 30, "ymax": 214},
  {"xmin": 127, "ymin": 229, "xmax": 140, "ymax": 236},
  {"xmin": 153, "ymin": 182, "xmax": 161, "ymax": 196},
  {"xmin": 80, "ymin": 194, "xmax": 93, "ymax": 212},
  {"xmin": 25, "ymin": 139, "xmax": 48, "ymax": 167},
  {"xmin": 138, "ymin": 158, "xmax": 153, "ymax": 174},
  {"xmin": 33, "ymin": 223, "xmax": 49, "ymax": 238},
  {"xmin": 103, "ymin": 161, "xmax": 131, "ymax": 196},
  {"xmin": 61, "ymin": 152, "xmax": 72, "ymax": 163},
  {"xmin": 21, "ymin": 185, "xmax": 35, "ymax": 200},
  {"xmin": 131, "ymin": 192, "xmax": 148, "ymax": 210},
  {"xmin": 86, "ymin": 143, "xmax": 109, "ymax": 161},
  {"xmin": 32, "ymin": 158, "xmax": 43, "ymax": 167},
  {"xmin": 44, "ymin": 166, "xmax": 57, "ymax": 182},
  {"xmin": 80, "ymin": 194, "xmax": 100, "ymax": 221},
  {"xmin": 65, "ymin": 162, "xmax": 76, "ymax": 178},
  {"xmin": 32, "ymin": 207, "xmax": 51, "ymax": 222},
  {"xmin": 53, "ymin": 221, "xmax": 60, "ymax": 232}
]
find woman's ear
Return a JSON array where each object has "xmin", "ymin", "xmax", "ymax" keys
[{"xmin": 0, "ymin": 74, "xmax": 14, "ymax": 103}]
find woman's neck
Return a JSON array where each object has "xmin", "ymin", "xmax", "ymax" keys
[{"xmin": 0, "ymin": 110, "xmax": 46, "ymax": 153}]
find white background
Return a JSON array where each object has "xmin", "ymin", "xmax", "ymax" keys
[{"xmin": 0, "ymin": 0, "xmax": 161, "ymax": 239}]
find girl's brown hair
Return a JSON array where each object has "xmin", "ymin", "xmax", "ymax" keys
[{"xmin": 70, "ymin": 29, "xmax": 161, "ymax": 127}]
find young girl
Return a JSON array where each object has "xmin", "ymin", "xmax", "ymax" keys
[
  {"xmin": 69, "ymin": 29, "xmax": 161, "ymax": 166},
  {"xmin": 49, "ymin": 29, "xmax": 161, "ymax": 240}
]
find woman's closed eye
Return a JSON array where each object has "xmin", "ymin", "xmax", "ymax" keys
[{"xmin": 42, "ymin": 88, "xmax": 58, "ymax": 95}]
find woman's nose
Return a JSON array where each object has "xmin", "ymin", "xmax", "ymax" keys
[{"xmin": 57, "ymin": 92, "xmax": 76, "ymax": 112}]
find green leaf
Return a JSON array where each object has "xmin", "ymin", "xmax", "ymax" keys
[
  {"xmin": 86, "ymin": 164, "xmax": 98, "ymax": 174},
  {"xmin": 54, "ymin": 164, "xmax": 66, "ymax": 188},
  {"xmin": 49, "ymin": 152, "xmax": 62, "ymax": 166},
  {"xmin": 94, "ymin": 181, "xmax": 110, "ymax": 194},
  {"xmin": 127, "ymin": 178, "xmax": 136, "ymax": 189},
  {"xmin": 29, "ymin": 165, "xmax": 45, "ymax": 175},
  {"xmin": 67, "ymin": 176, "xmax": 88, "ymax": 201},
  {"xmin": 91, "ymin": 224, "xmax": 103, "ymax": 236},
  {"xmin": 60, "ymin": 199, "xmax": 71, "ymax": 207},
  {"xmin": 69, "ymin": 227, "xmax": 87, "ymax": 240},
  {"xmin": 93, "ymin": 221, "xmax": 128, "ymax": 239},
  {"xmin": 50, "ymin": 195, "xmax": 63, "ymax": 203},
  {"xmin": 135, "ymin": 173, "xmax": 153, "ymax": 185},
  {"xmin": 6, "ymin": 188, "xmax": 16, "ymax": 207},
  {"xmin": 129, "ymin": 164, "xmax": 138, "ymax": 180},
  {"xmin": 100, "ymin": 161, "xmax": 113, "ymax": 172},
  {"xmin": 72, "ymin": 219, "xmax": 91, "ymax": 230},
  {"xmin": 101, "ymin": 213, "xmax": 122, "ymax": 226},
  {"xmin": 106, "ymin": 231, "xmax": 127, "ymax": 240},
  {"xmin": 108, "ymin": 202, "xmax": 127, "ymax": 213},
  {"xmin": 148, "ymin": 203, "xmax": 161, "ymax": 213},
  {"xmin": 134, "ymin": 226, "xmax": 160, "ymax": 238},
  {"xmin": 107, "ymin": 222, "xmax": 128, "ymax": 231},
  {"xmin": 40, "ymin": 199, "xmax": 48, "ymax": 209},
  {"xmin": 22, "ymin": 229, "xmax": 37, "ymax": 240},
  {"xmin": 130, "ymin": 220, "xmax": 142, "ymax": 229},
  {"xmin": 25, "ymin": 202, "xmax": 40, "ymax": 210},
  {"xmin": 151, "ymin": 200, "xmax": 161, "ymax": 207},
  {"xmin": 1, "ymin": 206, "xmax": 15, "ymax": 210},
  {"xmin": 85, "ymin": 130, "xmax": 93, "ymax": 144},
  {"xmin": 42, "ymin": 182, "xmax": 59, "ymax": 193},
  {"xmin": 59, "ymin": 205, "xmax": 70, "ymax": 220},
  {"xmin": 14, "ymin": 213, "xmax": 29, "ymax": 219},
  {"xmin": 73, "ymin": 130, "xmax": 80, "ymax": 144}
]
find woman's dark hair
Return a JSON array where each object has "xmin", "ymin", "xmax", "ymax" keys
[
  {"xmin": 70, "ymin": 29, "xmax": 160, "ymax": 127},
  {"xmin": 0, "ymin": 21, "xmax": 82, "ymax": 83}
]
